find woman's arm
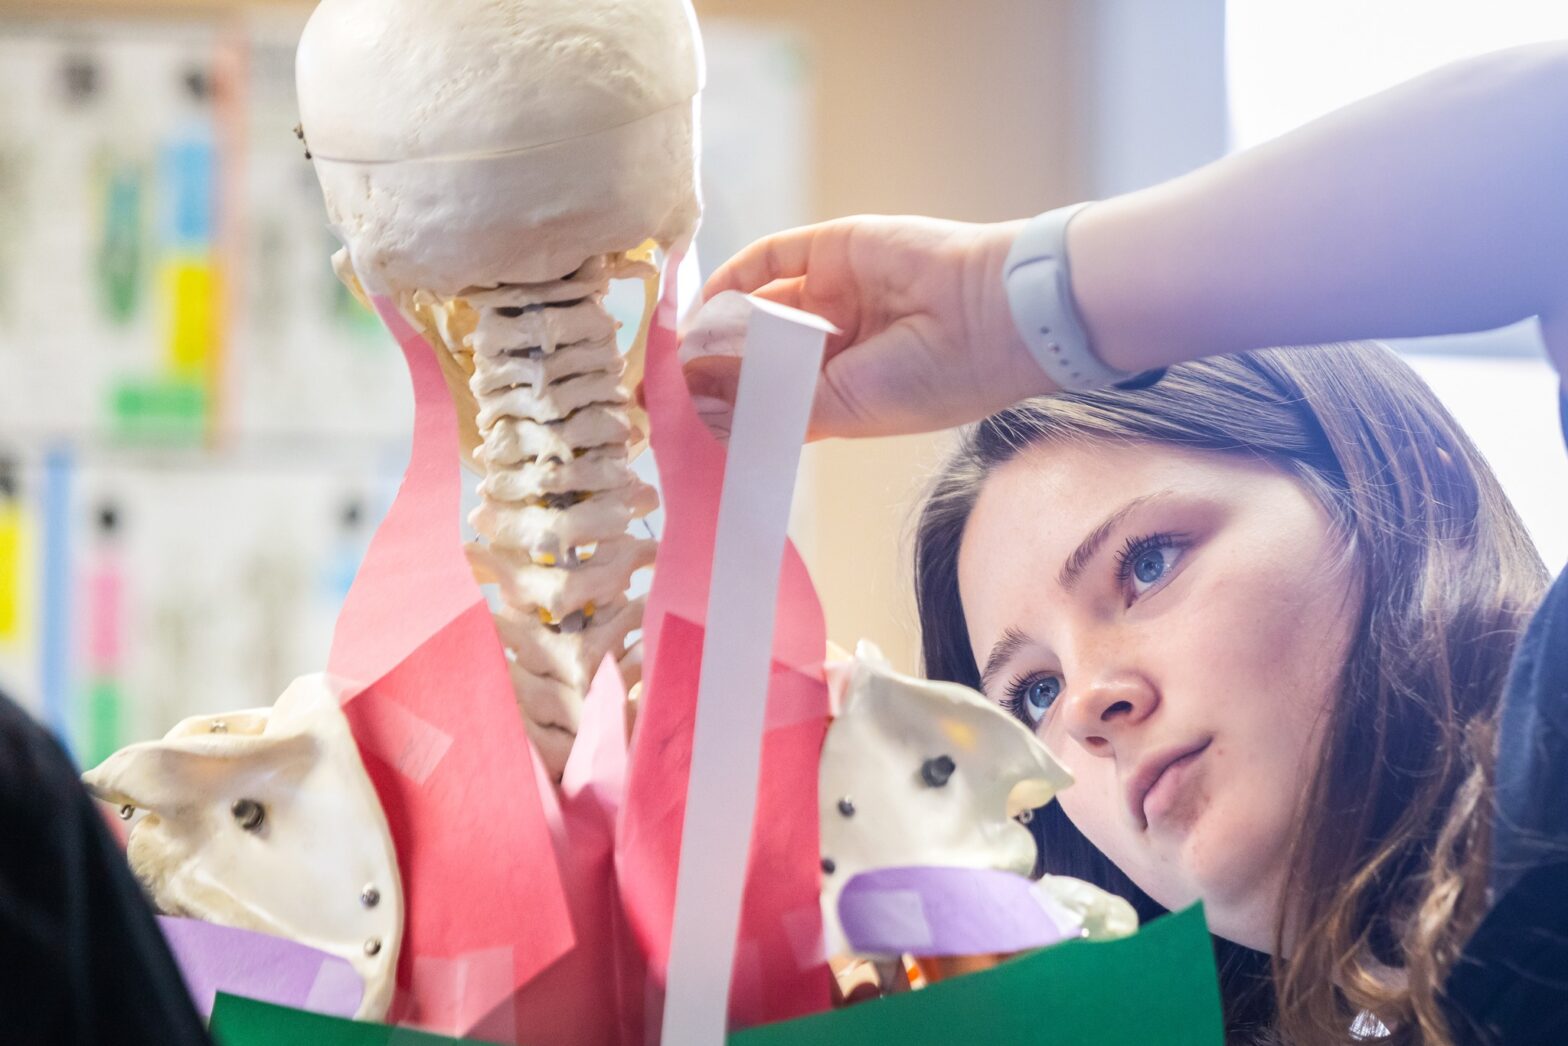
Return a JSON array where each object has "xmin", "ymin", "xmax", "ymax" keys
[
  {"xmin": 1072, "ymin": 42, "xmax": 1568, "ymax": 379},
  {"xmin": 701, "ymin": 43, "xmax": 1568, "ymax": 439}
]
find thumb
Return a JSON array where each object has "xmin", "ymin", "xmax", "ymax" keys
[{"xmin": 681, "ymin": 355, "xmax": 741, "ymax": 443}]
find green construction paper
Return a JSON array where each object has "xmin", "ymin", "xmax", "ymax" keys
[
  {"xmin": 211, "ymin": 908, "xmax": 1221, "ymax": 1046},
  {"xmin": 209, "ymin": 993, "xmax": 507, "ymax": 1046},
  {"xmin": 729, "ymin": 904, "xmax": 1223, "ymax": 1046}
]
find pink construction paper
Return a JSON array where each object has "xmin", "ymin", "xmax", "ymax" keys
[
  {"xmin": 471, "ymin": 657, "xmax": 631, "ymax": 1046},
  {"xmin": 634, "ymin": 272, "xmax": 827, "ymax": 682},
  {"xmin": 157, "ymin": 916, "xmax": 363, "ymax": 1019},
  {"xmin": 328, "ymin": 302, "xmax": 480, "ymax": 699},
  {"xmin": 617, "ymin": 262, "xmax": 833, "ymax": 1039},
  {"xmin": 561, "ymin": 656, "xmax": 631, "ymax": 805},
  {"xmin": 334, "ymin": 298, "xmax": 574, "ymax": 1037}
]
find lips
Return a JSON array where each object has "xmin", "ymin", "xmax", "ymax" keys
[{"xmin": 1126, "ymin": 739, "xmax": 1211, "ymax": 830}]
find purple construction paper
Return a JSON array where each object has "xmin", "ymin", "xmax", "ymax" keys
[
  {"xmin": 157, "ymin": 916, "xmax": 364, "ymax": 1019},
  {"xmin": 838, "ymin": 866, "xmax": 1077, "ymax": 957}
]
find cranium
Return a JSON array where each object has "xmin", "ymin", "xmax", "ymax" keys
[
  {"xmin": 296, "ymin": 0, "xmax": 705, "ymax": 779},
  {"xmin": 296, "ymin": 0, "xmax": 702, "ymax": 296},
  {"xmin": 82, "ymin": 674, "xmax": 403, "ymax": 1020}
]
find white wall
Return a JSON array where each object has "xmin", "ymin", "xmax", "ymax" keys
[
  {"xmin": 1227, "ymin": 1, "xmax": 1568, "ymax": 567},
  {"xmin": 1083, "ymin": 0, "xmax": 1229, "ymax": 196}
]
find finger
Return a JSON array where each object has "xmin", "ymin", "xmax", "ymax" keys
[
  {"xmin": 748, "ymin": 275, "xmax": 806, "ymax": 310},
  {"xmin": 684, "ymin": 278, "xmax": 943, "ymax": 440},
  {"xmin": 681, "ymin": 355, "xmax": 740, "ymax": 443},
  {"xmin": 686, "ymin": 331, "xmax": 923, "ymax": 444},
  {"xmin": 703, "ymin": 222, "xmax": 833, "ymax": 300},
  {"xmin": 805, "ymin": 319, "xmax": 968, "ymax": 440},
  {"xmin": 749, "ymin": 277, "xmax": 862, "ymax": 362},
  {"xmin": 682, "ymin": 354, "xmax": 741, "ymax": 403}
]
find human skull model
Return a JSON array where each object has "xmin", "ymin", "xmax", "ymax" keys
[
  {"xmin": 82, "ymin": 675, "xmax": 403, "ymax": 1020},
  {"xmin": 296, "ymin": 0, "xmax": 704, "ymax": 777}
]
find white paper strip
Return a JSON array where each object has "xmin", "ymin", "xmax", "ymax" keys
[{"xmin": 660, "ymin": 296, "xmax": 833, "ymax": 1046}]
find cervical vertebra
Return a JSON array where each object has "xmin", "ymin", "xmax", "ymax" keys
[
  {"xmin": 296, "ymin": 0, "xmax": 703, "ymax": 777},
  {"xmin": 454, "ymin": 257, "xmax": 661, "ymax": 774}
]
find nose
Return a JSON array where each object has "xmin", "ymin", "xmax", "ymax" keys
[{"xmin": 1060, "ymin": 670, "xmax": 1159, "ymax": 756}]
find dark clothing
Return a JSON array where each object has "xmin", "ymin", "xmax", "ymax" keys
[
  {"xmin": 1445, "ymin": 393, "xmax": 1568, "ymax": 1044},
  {"xmin": 1446, "ymin": 861, "xmax": 1568, "ymax": 1045},
  {"xmin": 0, "ymin": 693, "xmax": 210, "ymax": 1046}
]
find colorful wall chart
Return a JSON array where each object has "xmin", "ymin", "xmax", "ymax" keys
[{"xmin": 0, "ymin": 21, "xmax": 409, "ymax": 747}]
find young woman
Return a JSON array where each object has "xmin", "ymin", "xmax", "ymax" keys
[
  {"xmin": 695, "ymin": 41, "xmax": 1568, "ymax": 1045},
  {"xmin": 914, "ymin": 343, "xmax": 1543, "ymax": 1042}
]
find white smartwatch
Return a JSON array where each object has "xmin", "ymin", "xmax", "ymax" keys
[{"xmin": 1003, "ymin": 202, "xmax": 1163, "ymax": 393}]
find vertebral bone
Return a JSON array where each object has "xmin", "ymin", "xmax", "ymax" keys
[
  {"xmin": 297, "ymin": 0, "xmax": 703, "ymax": 779},
  {"xmin": 459, "ymin": 257, "xmax": 661, "ymax": 772}
]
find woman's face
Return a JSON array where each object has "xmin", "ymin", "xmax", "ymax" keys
[{"xmin": 957, "ymin": 440, "xmax": 1358, "ymax": 952}]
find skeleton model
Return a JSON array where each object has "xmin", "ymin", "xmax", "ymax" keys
[
  {"xmin": 299, "ymin": 0, "xmax": 703, "ymax": 778},
  {"xmin": 85, "ymin": 0, "xmax": 701, "ymax": 1022},
  {"xmin": 82, "ymin": 0, "xmax": 1137, "ymax": 1033}
]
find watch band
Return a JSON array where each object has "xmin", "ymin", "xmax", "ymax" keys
[{"xmin": 1003, "ymin": 202, "xmax": 1163, "ymax": 393}]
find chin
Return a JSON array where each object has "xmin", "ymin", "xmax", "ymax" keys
[
  {"xmin": 1180, "ymin": 849, "xmax": 1288, "ymax": 954},
  {"xmin": 1140, "ymin": 872, "xmax": 1202, "ymax": 921}
]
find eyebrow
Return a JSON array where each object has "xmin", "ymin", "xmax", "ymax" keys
[
  {"xmin": 1056, "ymin": 490, "xmax": 1172, "ymax": 592},
  {"xmin": 980, "ymin": 627, "xmax": 1034, "ymax": 693},
  {"xmin": 978, "ymin": 489, "xmax": 1177, "ymax": 692}
]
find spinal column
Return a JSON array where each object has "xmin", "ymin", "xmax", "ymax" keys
[
  {"xmin": 295, "ymin": 0, "xmax": 704, "ymax": 779},
  {"xmin": 459, "ymin": 256, "xmax": 659, "ymax": 776}
]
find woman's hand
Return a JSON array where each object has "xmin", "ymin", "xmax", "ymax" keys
[
  {"xmin": 688, "ymin": 44, "xmax": 1568, "ymax": 438},
  {"xmin": 693, "ymin": 216, "xmax": 1055, "ymax": 440}
]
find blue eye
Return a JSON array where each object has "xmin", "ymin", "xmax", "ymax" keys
[
  {"xmin": 1115, "ymin": 532, "xmax": 1185, "ymax": 597},
  {"xmin": 1005, "ymin": 673, "xmax": 1062, "ymax": 727},
  {"xmin": 1133, "ymin": 547, "xmax": 1169, "ymax": 585}
]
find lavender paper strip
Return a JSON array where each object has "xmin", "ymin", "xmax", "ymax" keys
[
  {"xmin": 158, "ymin": 916, "xmax": 364, "ymax": 1019},
  {"xmin": 838, "ymin": 867, "xmax": 1077, "ymax": 957}
]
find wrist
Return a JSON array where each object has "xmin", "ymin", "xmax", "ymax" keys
[
  {"xmin": 973, "ymin": 220, "xmax": 1058, "ymax": 397},
  {"xmin": 1002, "ymin": 203, "xmax": 1165, "ymax": 392},
  {"xmin": 1070, "ymin": 174, "xmax": 1272, "ymax": 376},
  {"xmin": 1064, "ymin": 193, "xmax": 1183, "ymax": 375}
]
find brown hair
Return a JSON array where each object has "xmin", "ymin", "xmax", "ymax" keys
[{"xmin": 912, "ymin": 344, "xmax": 1547, "ymax": 1043}]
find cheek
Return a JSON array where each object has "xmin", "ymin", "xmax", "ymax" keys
[
  {"xmin": 1168, "ymin": 558, "xmax": 1347, "ymax": 736},
  {"xmin": 1046, "ymin": 741, "xmax": 1126, "ymax": 854}
]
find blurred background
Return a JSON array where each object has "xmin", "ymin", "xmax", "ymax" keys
[{"xmin": 0, "ymin": 0, "xmax": 1564, "ymax": 764}]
